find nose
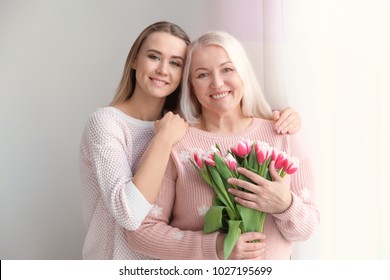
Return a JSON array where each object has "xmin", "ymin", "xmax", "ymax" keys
[
  {"xmin": 211, "ymin": 73, "xmax": 224, "ymax": 88},
  {"xmin": 156, "ymin": 60, "xmax": 168, "ymax": 75}
]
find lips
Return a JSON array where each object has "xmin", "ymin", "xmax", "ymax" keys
[
  {"xmin": 150, "ymin": 77, "xmax": 169, "ymax": 86},
  {"xmin": 210, "ymin": 91, "xmax": 230, "ymax": 99}
]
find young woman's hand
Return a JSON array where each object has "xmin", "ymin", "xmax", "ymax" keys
[
  {"xmin": 272, "ymin": 107, "xmax": 301, "ymax": 134},
  {"xmin": 227, "ymin": 161, "xmax": 292, "ymax": 214},
  {"xmin": 216, "ymin": 232, "xmax": 266, "ymax": 260},
  {"xmin": 154, "ymin": 111, "xmax": 188, "ymax": 146}
]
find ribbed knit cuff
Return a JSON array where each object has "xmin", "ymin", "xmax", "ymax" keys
[
  {"xmin": 124, "ymin": 181, "xmax": 153, "ymax": 229},
  {"xmin": 272, "ymin": 192, "xmax": 301, "ymax": 221},
  {"xmin": 201, "ymin": 232, "xmax": 220, "ymax": 260}
]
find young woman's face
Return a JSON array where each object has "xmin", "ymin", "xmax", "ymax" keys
[
  {"xmin": 190, "ymin": 45, "xmax": 244, "ymax": 117},
  {"xmin": 132, "ymin": 32, "xmax": 187, "ymax": 100}
]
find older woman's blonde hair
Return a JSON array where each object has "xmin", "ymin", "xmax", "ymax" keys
[
  {"xmin": 110, "ymin": 21, "xmax": 190, "ymax": 112},
  {"xmin": 179, "ymin": 31, "xmax": 272, "ymax": 124}
]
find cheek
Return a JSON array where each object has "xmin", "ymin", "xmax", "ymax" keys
[
  {"xmin": 191, "ymin": 80, "xmax": 207, "ymax": 94},
  {"xmin": 193, "ymin": 88, "xmax": 208, "ymax": 106},
  {"xmin": 171, "ymin": 69, "xmax": 183, "ymax": 85}
]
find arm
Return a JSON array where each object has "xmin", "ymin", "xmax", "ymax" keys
[
  {"xmin": 271, "ymin": 133, "xmax": 319, "ymax": 241},
  {"xmin": 126, "ymin": 162, "xmax": 220, "ymax": 260},
  {"xmin": 227, "ymin": 133, "xmax": 319, "ymax": 241},
  {"xmin": 127, "ymin": 155, "xmax": 268, "ymax": 260},
  {"xmin": 82, "ymin": 111, "xmax": 151, "ymax": 230},
  {"xmin": 82, "ymin": 110, "xmax": 186, "ymax": 231},
  {"xmin": 132, "ymin": 112, "xmax": 188, "ymax": 203}
]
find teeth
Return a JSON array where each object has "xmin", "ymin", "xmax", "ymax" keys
[
  {"xmin": 211, "ymin": 92, "xmax": 229, "ymax": 99},
  {"xmin": 152, "ymin": 79, "xmax": 168, "ymax": 85}
]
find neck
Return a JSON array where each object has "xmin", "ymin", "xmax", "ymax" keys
[
  {"xmin": 115, "ymin": 94, "xmax": 165, "ymax": 121},
  {"xmin": 197, "ymin": 110, "xmax": 252, "ymax": 135}
]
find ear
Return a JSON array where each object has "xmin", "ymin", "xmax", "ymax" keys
[{"xmin": 131, "ymin": 59, "xmax": 137, "ymax": 70}]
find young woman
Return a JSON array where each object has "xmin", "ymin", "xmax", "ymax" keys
[
  {"xmin": 126, "ymin": 31, "xmax": 319, "ymax": 260},
  {"xmin": 80, "ymin": 22, "xmax": 301, "ymax": 259}
]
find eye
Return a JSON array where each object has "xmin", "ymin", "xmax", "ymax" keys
[
  {"xmin": 222, "ymin": 67, "xmax": 234, "ymax": 73},
  {"xmin": 170, "ymin": 60, "xmax": 182, "ymax": 67},
  {"xmin": 148, "ymin": 54, "xmax": 160, "ymax": 61},
  {"xmin": 197, "ymin": 72, "xmax": 209, "ymax": 79}
]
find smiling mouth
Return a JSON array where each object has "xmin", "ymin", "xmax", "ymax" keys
[
  {"xmin": 150, "ymin": 78, "xmax": 169, "ymax": 86},
  {"xmin": 211, "ymin": 92, "xmax": 230, "ymax": 99}
]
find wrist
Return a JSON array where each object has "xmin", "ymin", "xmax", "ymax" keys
[
  {"xmin": 216, "ymin": 233, "xmax": 225, "ymax": 260},
  {"xmin": 277, "ymin": 192, "xmax": 293, "ymax": 214},
  {"xmin": 153, "ymin": 131, "xmax": 174, "ymax": 148}
]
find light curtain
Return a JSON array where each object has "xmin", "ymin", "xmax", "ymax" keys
[{"xmin": 263, "ymin": 0, "xmax": 390, "ymax": 259}]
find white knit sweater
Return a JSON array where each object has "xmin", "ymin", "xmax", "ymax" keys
[{"xmin": 80, "ymin": 107, "xmax": 155, "ymax": 259}]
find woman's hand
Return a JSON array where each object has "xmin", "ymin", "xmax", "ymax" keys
[
  {"xmin": 272, "ymin": 107, "xmax": 301, "ymax": 134},
  {"xmin": 217, "ymin": 232, "xmax": 266, "ymax": 260},
  {"xmin": 227, "ymin": 161, "xmax": 292, "ymax": 214},
  {"xmin": 154, "ymin": 111, "xmax": 188, "ymax": 146}
]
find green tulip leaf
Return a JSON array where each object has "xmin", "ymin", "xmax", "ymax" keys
[
  {"xmin": 224, "ymin": 220, "xmax": 242, "ymax": 260},
  {"xmin": 212, "ymin": 196, "xmax": 224, "ymax": 206},
  {"xmin": 214, "ymin": 153, "xmax": 234, "ymax": 181},
  {"xmin": 208, "ymin": 166, "xmax": 235, "ymax": 211},
  {"xmin": 237, "ymin": 204, "xmax": 265, "ymax": 233},
  {"xmin": 248, "ymin": 144, "xmax": 259, "ymax": 171},
  {"xmin": 204, "ymin": 205, "xmax": 225, "ymax": 233}
]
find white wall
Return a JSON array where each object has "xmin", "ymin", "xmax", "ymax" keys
[{"xmin": 0, "ymin": 0, "xmax": 265, "ymax": 259}]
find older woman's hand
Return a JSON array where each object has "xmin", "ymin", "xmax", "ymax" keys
[
  {"xmin": 216, "ymin": 232, "xmax": 266, "ymax": 260},
  {"xmin": 227, "ymin": 161, "xmax": 292, "ymax": 214}
]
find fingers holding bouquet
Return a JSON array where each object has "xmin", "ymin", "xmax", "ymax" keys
[
  {"xmin": 228, "ymin": 161, "xmax": 292, "ymax": 214},
  {"xmin": 189, "ymin": 139, "xmax": 299, "ymax": 259},
  {"xmin": 217, "ymin": 232, "xmax": 266, "ymax": 260}
]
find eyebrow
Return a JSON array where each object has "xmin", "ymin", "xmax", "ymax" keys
[
  {"xmin": 146, "ymin": 49, "xmax": 184, "ymax": 61},
  {"xmin": 193, "ymin": 61, "xmax": 233, "ymax": 72}
]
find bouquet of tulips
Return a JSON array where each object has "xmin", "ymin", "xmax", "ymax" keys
[{"xmin": 189, "ymin": 139, "xmax": 299, "ymax": 259}]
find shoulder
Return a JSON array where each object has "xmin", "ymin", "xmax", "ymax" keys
[
  {"xmin": 86, "ymin": 107, "xmax": 124, "ymax": 127},
  {"xmin": 250, "ymin": 117, "xmax": 278, "ymax": 137},
  {"xmin": 251, "ymin": 117, "xmax": 306, "ymax": 153},
  {"xmin": 82, "ymin": 107, "xmax": 133, "ymax": 143},
  {"xmin": 252, "ymin": 117, "xmax": 275, "ymax": 129},
  {"xmin": 85, "ymin": 106, "xmax": 152, "ymax": 133}
]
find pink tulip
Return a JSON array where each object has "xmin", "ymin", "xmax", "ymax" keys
[
  {"xmin": 283, "ymin": 156, "xmax": 299, "ymax": 175},
  {"xmin": 210, "ymin": 145, "xmax": 222, "ymax": 157},
  {"xmin": 192, "ymin": 149, "xmax": 205, "ymax": 169},
  {"xmin": 203, "ymin": 150, "xmax": 216, "ymax": 166},
  {"xmin": 271, "ymin": 147, "xmax": 279, "ymax": 161},
  {"xmin": 230, "ymin": 139, "xmax": 253, "ymax": 158},
  {"xmin": 224, "ymin": 153, "xmax": 238, "ymax": 172},
  {"xmin": 273, "ymin": 150, "xmax": 289, "ymax": 170},
  {"xmin": 255, "ymin": 141, "xmax": 272, "ymax": 164}
]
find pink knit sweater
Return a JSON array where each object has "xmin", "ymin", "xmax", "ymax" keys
[{"xmin": 126, "ymin": 118, "xmax": 319, "ymax": 259}]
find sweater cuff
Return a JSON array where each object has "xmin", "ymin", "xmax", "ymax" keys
[
  {"xmin": 272, "ymin": 192, "xmax": 301, "ymax": 221},
  {"xmin": 202, "ymin": 232, "xmax": 220, "ymax": 260},
  {"xmin": 124, "ymin": 181, "xmax": 153, "ymax": 226}
]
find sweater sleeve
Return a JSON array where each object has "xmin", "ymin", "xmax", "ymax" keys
[
  {"xmin": 82, "ymin": 110, "xmax": 153, "ymax": 230},
  {"xmin": 272, "ymin": 133, "xmax": 320, "ymax": 241},
  {"xmin": 126, "ymin": 156, "xmax": 220, "ymax": 260}
]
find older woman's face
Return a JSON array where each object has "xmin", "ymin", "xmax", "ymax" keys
[{"xmin": 190, "ymin": 45, "xmax": 244, "ymax": 117}]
